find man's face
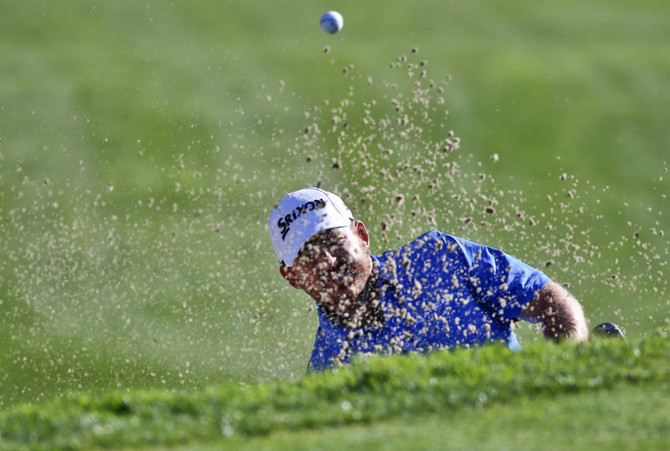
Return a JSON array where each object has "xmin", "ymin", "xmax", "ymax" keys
[{"xmin": 280, "ymin": 221, "xmax": 373, "ymax": 323}]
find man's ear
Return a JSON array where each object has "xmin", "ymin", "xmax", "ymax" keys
[
  {"xmin": 279, "ymin": 265, "xmax": 304, "ymax": 290},
  {"xmin": 354, "ymin": 221, "xmax": 370, "ymax": 247}
]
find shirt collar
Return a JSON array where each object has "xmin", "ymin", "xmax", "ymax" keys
[{"xmin": 371, "ymin": 254, "xmax": 399, "ymax": 324}]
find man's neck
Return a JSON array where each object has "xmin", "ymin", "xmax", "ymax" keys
[
  {"xmin": 326, "ymin": 261, "xmax": 384, "ymax": 330},
  {"xmin": 356, "ymin": 263, "xmax": 384, "ymax": 326}
]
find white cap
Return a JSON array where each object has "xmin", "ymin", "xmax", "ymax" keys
[{"xmin": 269, "ymin": 187, "xmax": 354, "ymax": 266}]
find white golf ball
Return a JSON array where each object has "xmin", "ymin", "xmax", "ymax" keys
[{"xmin": 320, "ymin": 11, "xmax": 343, "ymax": 34}]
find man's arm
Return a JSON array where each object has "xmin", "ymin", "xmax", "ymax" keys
[{"xmin": 518, "ymin": 281, "xmax": 589, "ymax": 342}]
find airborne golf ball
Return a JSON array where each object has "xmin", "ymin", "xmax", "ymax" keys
[{"xmin": 320, "ymin": 11, "xmax": 343, "ymax": 34}]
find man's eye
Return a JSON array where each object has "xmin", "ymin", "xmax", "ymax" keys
[
  {"xmin": 313, "ymin": 243, "xmax": 329, "ymax": 254},
  {"xmin": 328, "ymin": 237, "xmax": 344, "ymax": 247},
  {"xmin": 305, "ymin": 247, "xmax": 319, "ymax": 258}
]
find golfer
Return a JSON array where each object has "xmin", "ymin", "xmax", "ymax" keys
[{"xmin": 269, "ymin": 187, "xmax": 589, "ymax": 371}]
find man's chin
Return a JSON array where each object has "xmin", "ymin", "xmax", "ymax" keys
[{"xmin": 319, "ymin": 286, "xmax": 356, "ymax": 306}]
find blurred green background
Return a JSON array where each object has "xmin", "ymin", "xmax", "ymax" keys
[{"xmin": 1, "ymin": 0, "xmax": 668, "ymax": 407}]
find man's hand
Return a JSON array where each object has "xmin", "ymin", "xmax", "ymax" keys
[{"xmin": 518, "ymin": 281, "xmax": 589, "ymax": 342}]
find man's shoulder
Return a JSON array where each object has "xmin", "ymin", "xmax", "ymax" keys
[
  {"xmin": 402, "ymin": 230, "xmax": 461, "ymax": 252},
  {"xmin": 377, "ymin": 230, "xmax": 463, "ymax": 265},
  {"xmin": 415, "ymin": 230, "xmax": 459, "ymax": 243}
]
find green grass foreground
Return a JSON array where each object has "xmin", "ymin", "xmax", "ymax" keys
[{"xmin": 2, "ymin": 330, "xmax": 668, "ymax": 449}]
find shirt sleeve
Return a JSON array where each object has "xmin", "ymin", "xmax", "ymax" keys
[
  {"xmin": 307, "ymin": 309, "xmax": 347, "ymax": 372},
  {"xmin": 307, "ymin": 326, "xmax": 332, "ymax": 372},
  {"xmin": 453, "ymin": 236, "xmax": 551, "ymax": 322}
]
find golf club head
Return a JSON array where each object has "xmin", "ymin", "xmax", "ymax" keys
[{"xmin": 593, "ymin": 322, "xmax": 626, "ymax": 339}]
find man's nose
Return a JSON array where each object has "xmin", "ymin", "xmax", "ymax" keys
[{"xmin": 321, "ymin": 250, "xmax": 337, "ymax": 268}]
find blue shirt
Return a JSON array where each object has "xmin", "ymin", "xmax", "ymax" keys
[{"xmin": 308, "ymin": 231, "xmax": 551, "ymax": 372}]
